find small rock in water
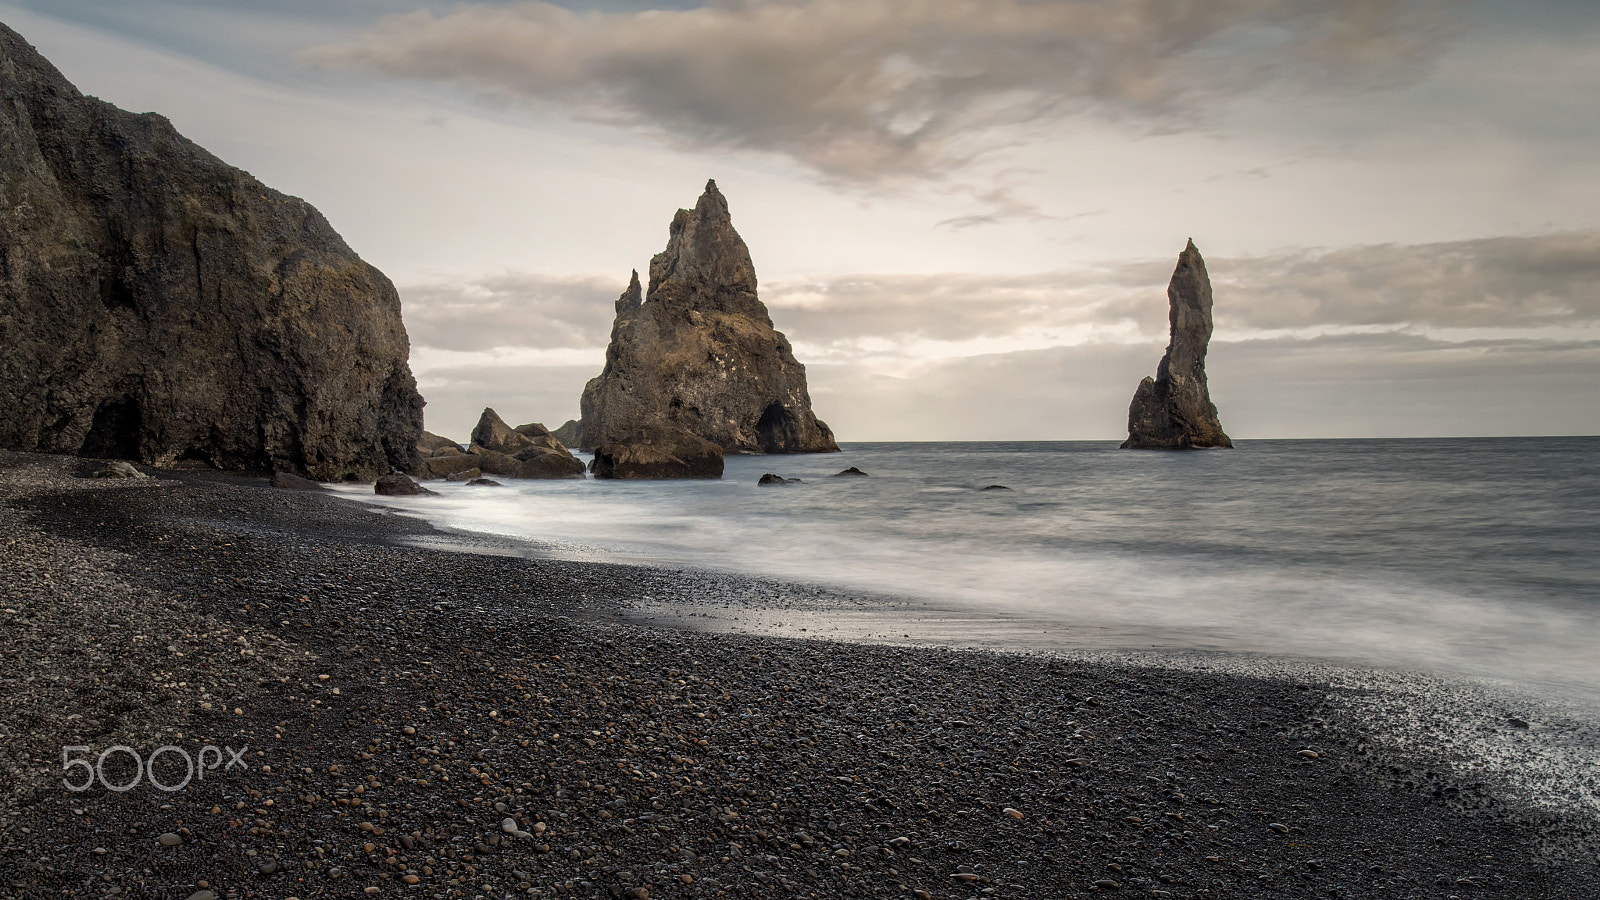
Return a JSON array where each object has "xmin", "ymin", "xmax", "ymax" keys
[
  {"xmin": 375, "ymin": 473, "xmax": 437, "ymax": 496},
  {"xmin": 1507, "ymin": 716, "xmax": 1531, "ymax": 729},
  {"xmin": 980, "ymin": 484, "xmax": 1011, "ymax": 491},
  {"xmin": 467, "ymin": 477, "xmax": 502, "ymax": 486},
  {"xmin": 757, "ymin": 473, "xmax": 801, "ymax": 485},
  {"xmin": 833, "ymin": 466, "xmax": 869, "ymax": 477}
]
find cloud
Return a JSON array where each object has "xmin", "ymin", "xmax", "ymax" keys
[
  {"xmin": 401, "ymin": 272, "xmax": 624, "ymax": 351},
  {"xmin": 306, "ymin": 0, "xmax": 1458, "ymax": 180},
  {"xmin": 808, "ymin": 332, "xmax": 1600, "ymax": 441},
  {"xmin": 1210, "ymin": 230, "xmax": 1600, "ymax": 332}
]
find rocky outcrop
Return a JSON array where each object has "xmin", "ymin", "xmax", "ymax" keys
[
  {"xmin": 576, "ymin": 181, "xmax": 838, "ymax": 456},
  {"xmin": 1121, "ymin": 240, "xmax": 1232, "ymax": 450},
  {"xmin": 590, "ymin": 424, "xmax": 724, "ymax": 480},
  {"xmin": 0, "ymin": 24, "xmax": 423, "ymax": 480}
]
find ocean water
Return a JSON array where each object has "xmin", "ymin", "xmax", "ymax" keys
[{"xmin": 342, "ymin": 437, "xmax": 1600, "ymax": 698}]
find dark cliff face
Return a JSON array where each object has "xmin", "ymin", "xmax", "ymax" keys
[
  {"xmin": 0, "ymin": 23, "xmax": 423, "ymax": 479},
  {"xmin": 577, "ymin": 180, "xmax": 838, "ymax": 454},
  {"xmin": 1121, "ymin": 239, "xmax": 1232, "ymax": 450}
]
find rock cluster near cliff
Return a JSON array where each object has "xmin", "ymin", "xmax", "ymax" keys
[
  {"xmin": 0, "ymin": 24, "xmax": 423, "ymax": 479},
  {"xmin": 576, "ymin": 181, "xmax": 838, "ymax": 457},
  {"xmin": 416, "ymin": 408, "xmax": 584, "ymax": 480},
  {"xmin": 1122, "ymin": 240, "xmax": 1233, "ymax": 450}
]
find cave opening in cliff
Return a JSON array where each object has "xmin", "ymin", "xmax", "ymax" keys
[
  {"xmin": 757, "ymin": 403, "xmax": 800, "ymax": 453},
  {"xmin": 79, "ymin": 397, "xmax": 141, "ymax": 459}
]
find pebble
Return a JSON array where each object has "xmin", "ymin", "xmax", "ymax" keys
[
  {"xmin": 1002, "ymin": 807, "xmax": 1023, "ymax": 818},
  {"xmin": 951, "ymin": 872, "xmax": 980, "ymax": 882},
  {"xmin": 502, "ymin": 817, "xmax": 519, "ymax": 833},
  {"xmin": 185, "ymin": 892, "xmax": 216, "ymax": 900},
  {"xmin": 402, "ymin": 875, "xmax": 420, "ymax": 885},
  {"xmin": 1268, "ymin": 822, "xmax": 1290, "ymax": 833},
  {"xmin": 158, "ymin": 833, "xmax": 183, "ymax": 847},
  {"xmin": 1297, "ymin": 749, "xmax": 1320, "ymax": 759}
]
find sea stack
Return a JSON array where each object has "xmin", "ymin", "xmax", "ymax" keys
[
  {"xmin": 1121, "ymin": 240, "xmax": 1232, "ymax": 450},
  {"xmin": 575, "ymin": 181, "xmax": 838, "ymax": 456},
  {"xmin": 0, "ymin": 23, "xmax": 424, "ymax": 479}
]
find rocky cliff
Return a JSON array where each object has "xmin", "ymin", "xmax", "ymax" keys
[
  {"xmin": 0, "ymin": 23, "xmax": 423, "ymax": 479},
  {"xmin": 1121, "ymin": 240, "xmax": 1232, "ymax": 450},
  {"xmin": 576, "ymin": 181, "xmax": 837, "ymax": 454}
]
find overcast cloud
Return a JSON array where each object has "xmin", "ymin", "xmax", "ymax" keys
[{"xmin": 309, "ymin": 0, "xmax": 1459, "ymax": 180}]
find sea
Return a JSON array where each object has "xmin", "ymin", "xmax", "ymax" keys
[{"xmin": 339, "ymin": 437, "xmax": 1600, "ymax": 703}]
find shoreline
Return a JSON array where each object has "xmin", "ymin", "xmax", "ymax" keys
[{"xmin": 1, "ymin": 449, "xmax": 1596, "ymax": 898}]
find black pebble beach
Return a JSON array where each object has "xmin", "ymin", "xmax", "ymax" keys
[{"xmin": 1, "ymin": 450, "xmax": 1596, "ymax": 899}]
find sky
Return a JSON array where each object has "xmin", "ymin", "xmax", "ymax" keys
[{"xmin": 2, "ymin": 0, "xmax": 1597, "ymax": 440}]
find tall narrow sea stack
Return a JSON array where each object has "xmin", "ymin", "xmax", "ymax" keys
[
  {"xmin": 1121, "ymin": 240, "xmax": 1232, "ymax": 450},
  {"xmin": 0, "ymin": 23, "xmax": 424, "ymax": 479},
  {"xmin": 576, "ymin": 181, "xmax": 838, "ymax": 455}
]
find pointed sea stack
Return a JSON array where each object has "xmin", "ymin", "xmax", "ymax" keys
[
  {"xmin": 575, "ymin": 181, "xmax": 838, "ymax": 455},
  {"xmin": 0, "ymin": 23, "xmax": 423, "ymax": 479},
  {"xmin": 1121, "ymin": 240, "xmax": 1232, "ymax": 450}
]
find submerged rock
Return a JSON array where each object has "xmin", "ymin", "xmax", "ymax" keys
[
  {"xmin": 576, "ymin": 181, "xmax": 838, "ymax": 455},
  {"xmin": 1121, "ymin": 240, "xmax": 1232, "ymax": 450},
  {"xmin": 591, "ymin": 424, "xmax": 724, "ymax": 480},
  {"xmin": 466, "ymin": 477, "xmax": 502, "ymax": 486},
  {"xmin": 0, "ymin": 24, "xmax": 424, "ymax": 479},
  {"xmin": 980, "ymin": 484, "xmax": 1011, "ymax": 491},
  {"xmin": 833, "ymin": 467, "xmax": 869, "ymax": 478},
  {"xmin": 758, "ymin": 473, "xmax": 802, "ymax": 485}
]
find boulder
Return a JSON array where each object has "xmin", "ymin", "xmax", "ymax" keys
[
  {"xmin": 758, "ymin": 473, "xmax": 801, "ymax": 485},
  {"xmin": 376, "ymin": 474, "xmax": 436, "ymax": 496},
  {"xmin": 467, "ymin": 447, "xmax": 525, "ymax": 478},
  {"xmin": 417, "ymin": 431, "xmax": 461, "ymax": 456},
  {"xmin": 1121, "ymin": 240, "xmax": 1233, "ymax": 450},
  {"xmin": 467, "ymin": 478, "xmax": 502, "ymax": 486},
  {"xmin": 431, "ymin": 445, "xmax": 466, "ymax": 457},
  {"xmin": 591, "ymin": 424, "xmax": 724, "ymax": 480},
  {"xmin": 444, "ymin": 468, "xmax": 482, "ymax": 482},
  {"xmin": 271, "ymin": 471, "xmax": 325, "ymax": 491},
  {"xmin": 514, "ymin": 448, "xmax": 586, "ymax": 479},
  {"xmin": 576, "ymin": 181, "xmax": 838, "ymax": 454},
  {"xmin": 420, "ymin": 453, "xmax": 481, "ymax": 480},
  {"xmin": 0, "ymin": 24, "xmax": 423, "ymax": 480},
  {"xmin": 471, "ymin": 408, "xmax": 537, "ymax": 456},
  {"xmin": 514, "ymin": 422, "xmax": 575, "ymax": 455},
  {"xmin": 833, "ymin": 466, "xmax": 869, "ymax": 477},
  {"xmin": 551, "ymin": 419, "xmax": 582, "ymax": 446},
  {"xmin": 90, "ymin": 460, "xmax": 146, "ymax": 479}
]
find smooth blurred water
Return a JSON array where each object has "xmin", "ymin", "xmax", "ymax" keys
[{"xmin": 343, "ymin": 438, "xmax": 1600, "ymax": 695}]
